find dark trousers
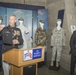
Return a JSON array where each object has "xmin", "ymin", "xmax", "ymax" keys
[
  {"xmin": 0, "ymin": 42, "xmax": 2, "ymax": 68},
  {"xmin": 70, "ymin": 54, "xmax": 76, "ymax": 75}
]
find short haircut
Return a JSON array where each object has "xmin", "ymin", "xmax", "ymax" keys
[{"xmin": 10, "ymin": 15, "xmax": 16, "ymax": 18}]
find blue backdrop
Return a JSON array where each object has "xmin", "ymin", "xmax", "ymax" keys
[{"xmin": 0, "ymin": 5, "xmax": 48, "ymax": 49}]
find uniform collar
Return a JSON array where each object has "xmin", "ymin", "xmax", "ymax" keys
[{"xmin": 8, "ymin": 25, "xmax": 16, "ymax": 29}]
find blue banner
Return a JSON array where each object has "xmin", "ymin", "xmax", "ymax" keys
[{"xmin": 33, "ymin": 48, "xmax": 42, "ymax": 59}]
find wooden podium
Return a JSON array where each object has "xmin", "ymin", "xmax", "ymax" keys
[{"xmin": 2, "ymin": 46, "xmax": 45, "ymax": 75}]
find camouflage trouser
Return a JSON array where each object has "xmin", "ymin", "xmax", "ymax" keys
[{"xmin": 51, "ymin": 46, "xmax": 62, "ymax": 62}]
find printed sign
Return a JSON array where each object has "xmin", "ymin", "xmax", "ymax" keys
[
  {"xmin": 23, "ymin": 50, "xmax": 33, "ymax": 61},
  {"xmin": 33, "ymin": 48, "xmax": 42, "ymax": 59},
  {"xmin": 23, "ymin": 48, "xmax": 42, "ymax": 61}
]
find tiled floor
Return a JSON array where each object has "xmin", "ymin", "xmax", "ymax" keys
[{"xmin": 38, "ymin": 66, "xmax": 69, "ymax": 75}]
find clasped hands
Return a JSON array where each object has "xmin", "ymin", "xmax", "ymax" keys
[{"xmin": 12, "ymin": 39, "xmax": 19, "ymax": 45}]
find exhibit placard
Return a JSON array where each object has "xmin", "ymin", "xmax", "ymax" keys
[{"xmin": 23, "ymin": 48, "xmax": 42, "ymax": 61}]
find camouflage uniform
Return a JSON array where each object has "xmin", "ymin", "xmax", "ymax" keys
[
  {"xmin": 35, "ymin": 28, "xmax": 47, "ymax": 46},
  {"xmin": 51, "ymin": 28, "xmax": 65, "ymax": 62},
  {"xmin": 35, "ymin": 27, "xmax": 47, "ymax": 66}
]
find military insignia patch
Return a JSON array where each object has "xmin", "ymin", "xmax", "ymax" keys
[
  {"xmin": 6, "ymin": 31, "xmax": 10, "ymax": 34},
  {"xmin": 16, "ymin": 31, "xmax": 20, "ymax": 36},
  {"xmin": 14, "ymin": 30, "xmax": 20, "ymax": 36}
]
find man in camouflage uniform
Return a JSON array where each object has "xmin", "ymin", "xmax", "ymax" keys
[
  {"xmin": 35, "ymin": 20, "xmax": 47, "ymax": 67},
  {"xmin": 50, "ymin": 19, "xmax": 65, "ymax": 67}
]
